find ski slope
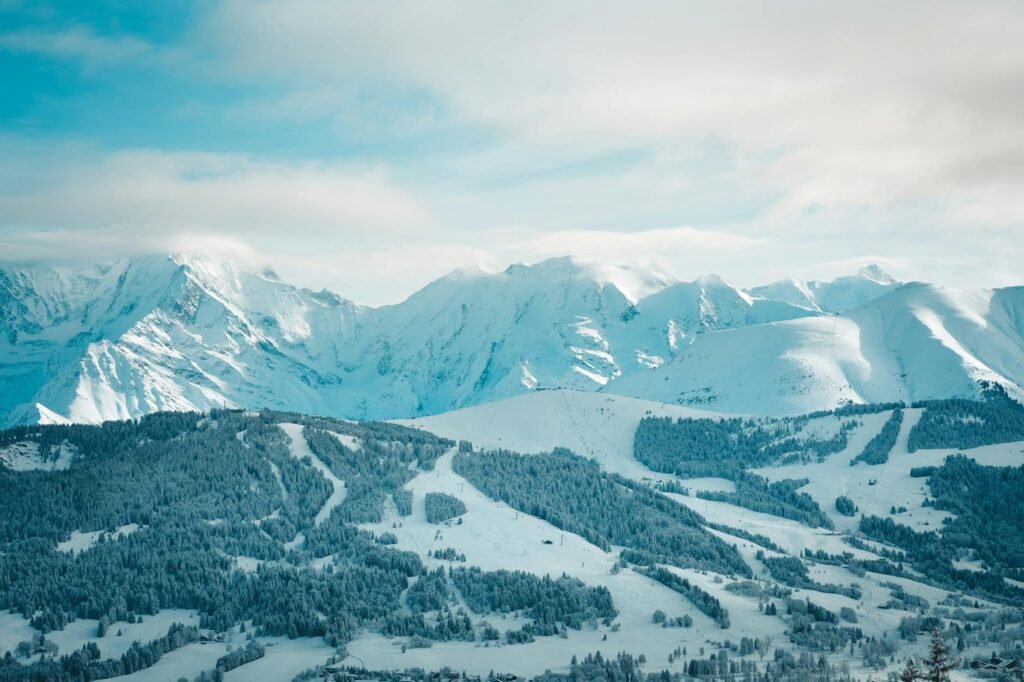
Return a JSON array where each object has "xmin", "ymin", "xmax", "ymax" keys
[
  {"xmin": 279, "ymin": 423, "xmax": 347, "ymax": 527},
  {"xmin": 350, "ymin": 447, "xmax": 790, "ymax": 676},
  {"xmin": 400, "ymin": 389, "xmax": 724, "ymax": 479}
]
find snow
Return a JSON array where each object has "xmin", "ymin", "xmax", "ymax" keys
[
  {"xmin": 0, "ymin": 441, "xmax": 76, "ymax": 472},
  {"xmin": 279, "ymin": 423, "xmax": 346, "ymax": 527},
  {"xmin": 610, "ymin": 282, "xmax": 1024, "ymax": 414},
  {"xmin": 392, "ymin": 388, "xmax": 1005, "ymax": 678},
  {"xmin": 750, "ymin": 266, "xmax": 901, "ymax": 314},
  {"xmin": 572, "ymin": 365, "xmax": 609, "ymax": 386},
  {"xmin": 57, "ymin": 523, "xmax": 142, "ymax": 555},
  {"xmin": 4, "ymin": 255, "xmax": 1024, "ymax": 677},
  {"xmin": 0, "ymin": 382, "xmax": 1021, "ymax": 679},
  {"xmin": 0, "ymin": 608, "xmax": 205, "ymax": 662},
  {"xmin": 0, "ymin": 611, "xmax": 35, "ymax": 656},
  {"xmin": 400, "ymin": 389, "xmax": 723, "ymax": 480},
  {"xmin": 351, "ymin": 447, "xmax": 790, "ymax": 676},
  {"xmin": 520, "ymin": 362, "xmax": 539, "ymax": 389},
  {"xmin": 267, "ymin": 459, "xmax": 288, "ymax": 500},
  {"xmin": 328, "ymin": 431, "xmax": 361, "ymax": 452},
  {"xmin": 0, "ymin": 607, "xmax": 334, "ymax": 681},
  {"xmin": 233, "ymin": 556, "xmax": 265, "ymax": 573},
  {"xmin": 35, "ymin": 403, "xmax": 72, "ymax": 425},
  {"xmin": 753, "ymin": 407, "xmax": 1024, "ymax": 534},
  {"xmin": 2, "ymin": 255, "xmax": 957, "ymax": 428},
  {"xmin": 223, "ymin": 637, "xmax": 335, "ymax": 681},
  {"xmin": 54, "ymin": 610, "xmax": 202, "ymax": 660},
  {"xmin": 118, "ymin": 640, "xmax": 228, "ymax": 681},
  {"xmin": 677, "ymin": 494, "xmax": 865, "ymax": 559}
]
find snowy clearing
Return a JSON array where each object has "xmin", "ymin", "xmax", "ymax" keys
[
  {"xmin": 400, "ymin": 389, "xmax": 723, "ymax": 480},
  {"xmin": 0, "ymin": 441, "xmax": 76, "ymax": 472},
  {"xmin": 56, "ymin": 523, "xmax": 143, "ymax": 555}
]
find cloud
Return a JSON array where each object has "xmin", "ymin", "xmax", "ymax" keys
[
  {"xmin": 0, "ymin": 25, "xmax": 150, "ymax": 67},
  {"xmin": 518, "ymin": 225, "xmax": 759, "ymax": 263},
  {"xmin": 198, "ymin": 0, "xmax": 1024, "ymax": 225},
  {"xmin": 1, "ymin": 135, "xmax": 1019, "ymax": 305},
  {"xmin": 263, "ymin": 225, "xmax": 760, "ymax": 305},
  {"xmin": 0, "ymin": 140, "xmax": 432, "ymax": 264},
  {"xmin": 1, "ymin": 2, "xmax": 1021, "ymax": 303}
]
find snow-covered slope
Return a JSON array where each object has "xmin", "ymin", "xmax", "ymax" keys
[
  {"xmin": 750, "ymin": 265, "xmax": 900, "ymax": 313},
  {"xmin": 0, "ymin": 256, "xmax": 828, "ymax": 425},
  {"xmin": 399, "ymin": 389, "xmax": 723, "ymax": 479},
  {"xmin": 609, "ymin": 283, "xmax": 1024, "ymax": 414},
  {"xmin": 638, "ymin": 274, "xmax": 816, "ymax": 352},
  {"xmin": 2, "ymin": 254, "xmax": 1018, "ymax": 425},
  {"xmin": 0, "ymin": 255, "xmax": 368, "ymax": 425}
]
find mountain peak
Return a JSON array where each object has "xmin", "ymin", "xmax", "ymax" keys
[
  {"xmin": 503, "ymin": 255, "xmax": 588, "ymax": 279},
  {"xmin": 693, "ymin": 273, "xmax": 732, "ymax": 289},
  {"xmin": 856, "ymin": 264, "xmax": 898, "ymax": 285}
]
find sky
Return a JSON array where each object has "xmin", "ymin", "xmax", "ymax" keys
[{"xmin": 1, "ymin": 0, "xmax": 1023, "ymax": 305}]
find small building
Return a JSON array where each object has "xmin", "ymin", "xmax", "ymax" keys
[{"xmin": 970, "ymin": 658, "xmax": 1023, "ymax": 679}]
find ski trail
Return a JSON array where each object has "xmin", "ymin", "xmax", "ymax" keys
[
  {"xmin": 267, "ymin": 459, "xmax": 288, "ymax": 501},
  {"xmin": 279, "ymin": 423, "xmax": 347, "ymax": 527}
]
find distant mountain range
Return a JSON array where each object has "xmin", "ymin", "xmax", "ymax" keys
[{"xmin": 2, "ymin": 254, "xmax": 1022, "ymax": 426}]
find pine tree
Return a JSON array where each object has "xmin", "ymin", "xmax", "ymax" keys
[
  {"xmin": 922, "ymin": 628, "xmax": 959, "ymax": 682},
  {"xmin": 899, "ymin": 657, "xmax": 922, "ymax": 682}
]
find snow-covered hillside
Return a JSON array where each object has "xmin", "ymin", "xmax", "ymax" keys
[
  {"xmin": 0, "ymin": 255, "xmax": 368, "ymax": 425},
  {"xmin": 400, "ymin": 389, "xmax": 723, "ymax": 480},
  {"xmin": 609, "ymin": 283, "xmax": 1024, "ymax": 414},
  {"xmin": 390, "ymin": 389, "xmax": 1024, "ymax": 676},
  {"xmin": 750, "ymin": 265, "xmax": 901, "ymax": 314},
  {"xmin": 1, "ymin": 393, "xmax": 1023, "ymax": 679},
  {"xmin": 3, "ymin": 254, "xmax": 1020, "ymax": 425}
]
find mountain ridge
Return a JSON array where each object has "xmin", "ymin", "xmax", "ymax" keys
[{"xmin": 4, "ymin": 253, "xmax": 1021, "ymax": 426}]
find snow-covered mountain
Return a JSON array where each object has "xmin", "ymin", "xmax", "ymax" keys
[
  {"xmin": 0, "ymin": 255, "xmax": 368, "ymax": 426},
  {"xmin": 366, "ymin": 258, "xmax": 814, "ymax": 415},
  {"xmin": 2, "ymin": 253, "xmax": 1020, "ymax": 425},
  {"xmin": 749, "ymin": 265, "xmax": 900, "ymax": 313},
  {"xmin": 610, "ymin": 282, "xmax": 1024, "ymax": 414}
]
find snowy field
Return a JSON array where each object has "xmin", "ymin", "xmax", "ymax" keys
[
  {"xmin": 755, "ymin": 407, "xmax": 1024, "ymax": 532},
  {"xmin": 351, "ymin": 446, "xmax": 793, "ymax": 675},
  {"xmin": 117, "ymin": 640, "xmax": 229, "ymax": 681},
  {"xmin": 400, "ymin": 389, "xmax": 725, "ymax": 480},
  {"xmin": 0, "ymin": 440, "xmax": 76, "ymax": 471},
  {"xmin": 56, "ymin": 523, "xmax": 143, "ymax": 555},
  {"xmin": 0, "ymin": 609, "xmax": 209, "ymax": 662},
  {"xmin": 223, "ymin": 636, "xmax": 336, "ymax": 682},
  {"xmin": 0, "ymin": 607, "xmax": 335, "ymax": 681},
  {"xmin": 0, "ymin": 610, "xmax": 36, "ymax": 656}
]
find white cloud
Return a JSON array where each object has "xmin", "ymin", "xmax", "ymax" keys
[
  {"xmin": 2, "ymin": 2, "xmax": 1022, "ymax": 303},
  {"xmin": 264, "ymin": 225, "xmax": 760, "ymax": 305},
  {"xmin": 518, "ymin": 225, "xmax": 758, "ymax": 263},
  {"xmin": 0, "ymin": 141, "xmax": 432, "ymax": 264},
  {"xmin": 199, "ymin": 0, "xmax": 1024, "ymax": 224},
  {"xmin": 2, "ymin": 136, "xmax": 1021, "ymax": 305}
]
